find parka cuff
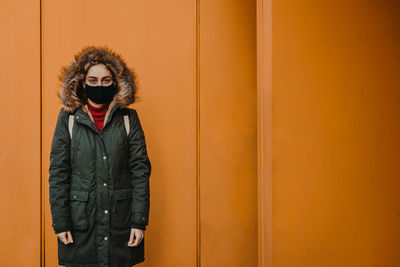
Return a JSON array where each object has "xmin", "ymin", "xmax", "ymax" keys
[
  {"xmin": 131, "ymin": 223, "xmax": 146, "ymax": 230},
  {"xmin": 52, "ymin": 216, "xmax": 72, "ymax": 234},
  {"xmin": 54, "ymin": 226, "xmax": 73, "ymax": 234},
  {"xmin": 131, "ymin": 212, "xmax": 148, "ymax": 225}
]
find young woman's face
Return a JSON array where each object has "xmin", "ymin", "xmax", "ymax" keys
[{"xmin": 84, "ymin": 64, "xmax": 114, "ymax": 87}]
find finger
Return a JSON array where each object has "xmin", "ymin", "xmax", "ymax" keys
[
  {"xmin": 132, "ymin": 232, "xmax": 140, "ymax": 247},
  {"xmin": 137, "ymin": 235, "xmax": 144, "ymax": 245},
  {"xmin": 65, "ymin": 232, "xmax": 70, "ymax": 244},
  {"xmin": 59, "ymin": 233, "xmax": 68, "ymax": 245},
  {"xmin": 127, "ymin": 230, "xmax": 135, "ymax": 246},
  {"xmin": 67, "ymin": 231, "xmax": 74, "ymax": 243}
]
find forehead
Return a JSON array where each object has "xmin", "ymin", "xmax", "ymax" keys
[{"xmin": 86, "ymin": 64, "xmax": 112, "ymax": 77}]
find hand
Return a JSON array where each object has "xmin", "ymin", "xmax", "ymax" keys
[
  {"xmin": 127, "ymin": 228, "xmax": 144, "ymax": 247},
  {"xmin": 57, "ymin": 231, "xmax": 74, "ymax": 245}
]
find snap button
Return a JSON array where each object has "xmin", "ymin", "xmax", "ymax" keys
[
  {"xmin": 73, "ymin": 195, "xmax": 77, "ymax": 199},
  {"xmin": 104, "ymin": 236, "xmax": 108, "ymax": 240},
  {"xmin": 103, "ymin": 183, "xmax": 107, "ymax": 187},
  {"xmin": 104, "ymin": 210, "xmax": 108, "ymax": 214},
  {"xmin": 103, "ymin": 156, "xmax": 107, "ymax": 160},
  {"xmin": 76, "ymin": 115, "xmax": 79, "ymax": 119}
]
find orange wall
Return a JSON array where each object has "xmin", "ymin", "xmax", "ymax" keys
[
  {"xmin": 268, "ymin": 0, "xmax": 400, "ymax": 266},
  {"xmin": 4, "ymin": 0, "xmax": 398, "ymax": 266}
]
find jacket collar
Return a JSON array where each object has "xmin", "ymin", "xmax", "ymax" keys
[{"xmin": 75, "ymin": 98, "xmax": 121, "ymax": 133}]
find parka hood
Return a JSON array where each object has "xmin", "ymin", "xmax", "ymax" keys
[{"xmin": 57, "ymin": 45, "xmax": 138, "ymax": 119}]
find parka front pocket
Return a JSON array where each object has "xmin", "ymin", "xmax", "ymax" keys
[
  {"xmin": 111, "ymin": 189, "xmax": 132, "ymax": 228},
  {"xmin": 69, "ymin": 190, "xmax": 89, "ymax": 230}
]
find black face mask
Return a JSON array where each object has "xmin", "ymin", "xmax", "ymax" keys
[{"xmin": 84, "ymin": 83, "xmax": 117, "ymax": 104}]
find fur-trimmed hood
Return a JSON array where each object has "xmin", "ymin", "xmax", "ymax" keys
[{"xmin": 57, "ymin": 45, "xmax": 139, "ymax": 121}]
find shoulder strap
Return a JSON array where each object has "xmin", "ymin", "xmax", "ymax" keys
[
  {"xmin": 68, "ymin": 115, "xmax": 74, "ymax": 139},
  {"xmin": 123, "ymin": 113, "xmax": 130, "ymax": 136}
]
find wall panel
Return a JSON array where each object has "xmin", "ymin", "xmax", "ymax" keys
[
  {"xmin": 200, "ymin": 0, "xmax": 258, "ymax": 266},
  {"xmin": 271, "ymin": 0, "xmax": 400, "ymax": 266},
  {"xmin": 0, "ymin": 1, "xmax": 41, "ymax": 266}
]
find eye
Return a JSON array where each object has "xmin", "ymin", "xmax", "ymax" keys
[{"xmin": 89, "ymin": 79, "xmax": 96, "ymax": 83}]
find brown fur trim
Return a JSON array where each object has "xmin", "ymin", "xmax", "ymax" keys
[{"xmin": 57, "ymin": 45, "xmax": 138, "ymax": 113}]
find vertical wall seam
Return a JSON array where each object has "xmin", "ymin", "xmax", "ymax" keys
[
  {"xmin": 256, "ymin": 0, "xmax": 264, "ymax": 264},
  {"xmin": 40, "ymin": 0, "xmax": 44, "ymax": 266},
  {"xmin": 266, "ymin": 0, "xmax": 273, "ymax": 265},
  {"xmin": 257, "ymin": 0, "xmax": 273, "ymax": 266},
  {"xmin": 196, "ymin": 0, "xmax": 201, "ymax": 266}
]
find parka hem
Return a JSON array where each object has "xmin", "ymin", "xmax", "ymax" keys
[{"xmin": 58, "ymin": 256, "xmax": 145, "ymax": 267}]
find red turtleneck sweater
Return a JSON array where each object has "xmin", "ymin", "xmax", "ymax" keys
[{"xmin": 87, "ymin": 100, "xmax": 110, "ymax": 131}]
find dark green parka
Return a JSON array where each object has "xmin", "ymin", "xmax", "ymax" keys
[{"xmin": 48, "ymin": 46, "xmax": 151, "ymax": 267}]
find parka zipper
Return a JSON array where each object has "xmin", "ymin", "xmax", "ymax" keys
[{"xmin": 75, "ymin": 103, "xmax": 121, "ymax": 135}]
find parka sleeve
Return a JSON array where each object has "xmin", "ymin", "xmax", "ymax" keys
[
  {"xmin": 127, "ymin": 109, "xmax": 152, "ymax": 229},
  {"xmin": 48, "ymin": 108, "xmax": 72, "ymax": 234}
]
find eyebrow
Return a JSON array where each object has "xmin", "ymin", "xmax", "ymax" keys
[{"xmin": 87, "ymin": 76, "xmax": 112, "ymax": 79}]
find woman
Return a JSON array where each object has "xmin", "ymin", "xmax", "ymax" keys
[{"xmin": 49, "ymin": 45, "xmax": 152, "ymax": 267}]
